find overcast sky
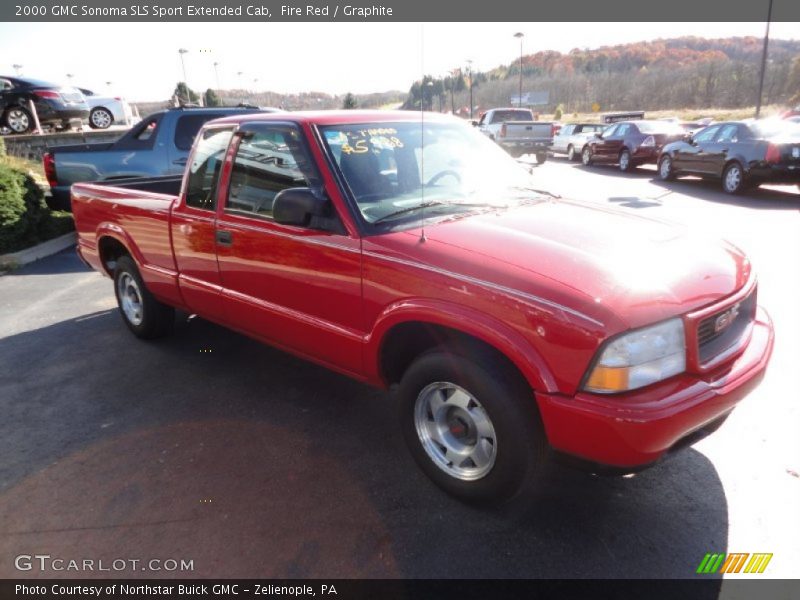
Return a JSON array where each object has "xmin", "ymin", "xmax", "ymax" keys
[{"xmin": 1, "ymin": 22, "xmax": 798, "ymax": 101}]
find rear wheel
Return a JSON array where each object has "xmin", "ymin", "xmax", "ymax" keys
[
  {"xmin": 4, "ymin": 106, "xmax": 33, "ymax": 134},
  {"xmin": 89, "ymin": 107, "xmax": 113, "ymax": 129},
  {"xmin": 399, "ymin": 349, "xmax": 547, "ymax": 505},
  {"xmin": 536, "ymin": 152, "xmax": 547, "ymax": 164},
  {"xmin": 581, "ymin": 145, "xmax": 593, "ymax": 166},
  {"xmin": 567, "ymin": 145, "xmax": 577, "ymax": 161},
  {"xmin": 619, "ymin": 148, "xmax": 634, "ymax": 172},
  {"xmin": 722, "ymin": 162, "xmax": 745, "ymax": 194},
  {"xmin": 113, "ymin": 256, "xmax": 174, "ymax": 339},
  {"xmin": 658, "ymin": 155, "xmax": 675, "ymax": 181}
]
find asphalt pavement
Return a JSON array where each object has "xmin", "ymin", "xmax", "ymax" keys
[{"xmin": 0, "ymin": 158, "xmax": 797, "ymax": 587}]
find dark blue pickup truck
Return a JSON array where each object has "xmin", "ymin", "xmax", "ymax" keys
[{"xmin": 44, "ymin": 106, "xmax": 282, "ymax": 210}]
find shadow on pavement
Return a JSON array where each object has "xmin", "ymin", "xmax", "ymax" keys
[
  {"xmin": 7, "ymin": 245, "xmax": 90, "ymax": 276},
  {"xmin": 649, "ymin": 177, "xmax": 800, "ymax": 210},
  {"xmin": 0, "ymin": 308, "xmax": 727, "ymax": 589}
]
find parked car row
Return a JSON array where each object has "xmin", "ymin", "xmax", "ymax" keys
[
  {"xmin": 658, "ymin": 119, "xmax": 800, "ymax": 194},
  {"xmin": 1, "ymin": 76, "xmax": 135, "ymax": 134},
  {"xmin": 548, "ymin": 115, "xmax": 800, "ymax": 195}
]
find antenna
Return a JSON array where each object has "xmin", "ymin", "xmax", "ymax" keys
[{"xmin": 419, "ymin": 23, "xmax": 426, "ymax": 243}]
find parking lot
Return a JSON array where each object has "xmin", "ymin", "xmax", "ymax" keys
[{"xmin": 0, "ymin": 157, "xmax": 798, "ymax": 584}]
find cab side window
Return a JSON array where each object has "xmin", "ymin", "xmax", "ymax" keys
[
  {"xmin": 226, "ymin": 127, "xmax": 317, "ymax": 219},
  {"xmin": 716, "ymin": 124, "xmax": 739, "ymax": 144},
  {"xmin": 693, "ymin": 125, "xmax": 720, "ymax": 144},
  {"xmin": 185, "ymin": 127, "xmax": 234, "ymax": 210}
]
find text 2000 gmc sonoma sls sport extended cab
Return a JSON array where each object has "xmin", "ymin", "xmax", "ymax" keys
[{"xmin": 72, "ymin": 111, "xmax": 774, "ymax": 504}]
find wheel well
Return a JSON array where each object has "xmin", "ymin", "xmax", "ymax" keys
[
  {"xmin": 379, "ymin": 321, "xmax": 530, "ymax": 390},
  {"xmin": 98, "ymin": 236, "xmax": 130, "ymax": 275}
]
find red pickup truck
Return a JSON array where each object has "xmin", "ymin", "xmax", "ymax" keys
[{"xmin": 72, "ymin": 110, "xmax": 774, "ymax": 505}]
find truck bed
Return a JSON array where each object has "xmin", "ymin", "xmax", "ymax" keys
[{"xmin": 71, "ymin": 178, "xmax": 181, "ymax": 299}]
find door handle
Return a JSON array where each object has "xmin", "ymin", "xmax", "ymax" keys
[
  {"xmin": 215, "ymin": 230, "xmax": 233, "ymax": 246},
  {"xmin": 173, "ymin": 157, "xmax": 188, "ymax": 166}
]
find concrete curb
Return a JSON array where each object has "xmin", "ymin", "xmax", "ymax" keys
[{"xmin": 0, "ymin": 232, "xmax": 77, "ymax": 269}]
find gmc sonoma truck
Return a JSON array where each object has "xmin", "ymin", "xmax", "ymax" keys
[
  {"xmin": 476, "ymin": 108, "xmax": 554, "ymax": 162},
  {"xmin": 72, "ymin": 110, "xmax": 774, "ymax": 505},
  {"xmin": 43, "ymin": 105, "xmax": 279, "ymax": 210}
]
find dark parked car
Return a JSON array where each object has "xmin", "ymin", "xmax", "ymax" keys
[
  {"xmin": 657, "ymin": 120, "xmax": 800, "ymax": 194},
  {"xmin": 581, "ymin": 120, "xmax": 686, "ymax": 171},
  {"xmin": 0, "ymin": 76, "xmax": 89, "ymax": 134}
]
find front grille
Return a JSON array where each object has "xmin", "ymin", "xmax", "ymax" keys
[{"xmin": 697, "ymin": 290, "xmax": 756, "ymax": 365}]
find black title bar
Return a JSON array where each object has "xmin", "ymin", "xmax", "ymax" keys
[{"xmin": 2, "ymin": 0, "xmax": 800, "ymax": 22}]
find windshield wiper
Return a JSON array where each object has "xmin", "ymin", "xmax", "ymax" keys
[
  {"xmin": 508, "ymin": 185, "xmax": 562, "ymax": 199},
  {"xmin": 372, "ymin": 201, "xmax": 450, "ymax": 224}
]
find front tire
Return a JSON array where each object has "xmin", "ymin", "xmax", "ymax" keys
[
  {"xmin": 113, "ymin": 256, "xmax": 174, "ymax": 339},
  {"xmin": 658, "ymin": 155, "xmax": 675, "ymax": 181},
  {"xmin": 619, "ymin": 148, "xmax": 633, "ymax": 172},
  {"xmin": 399, "ymin": 349, "xmax": 547, "ymax": 505},
  {"xmin": 581, "ymin": 145, "xmax": 594, "ymax": 166},
  {"xmin": 722, "ymin": 162, "xmax": 745, "ymax": 194},
  {"xmin": 89, "ymin": 107, "xmax": 113, "ymax": 129},
  {"xmin": 4, "ymin": 106, "xmax": 33, "ymax": 134}
]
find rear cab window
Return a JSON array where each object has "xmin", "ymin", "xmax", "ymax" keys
[
  {"xmin": 175, "ymin": 114, "xmax": 222, "ymax": 151},
  {"xmin": 184, "ymin": 127, "xmax": 235, "ymax": 210}
]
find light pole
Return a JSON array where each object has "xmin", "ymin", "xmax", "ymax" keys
[
  {"xmin": 213, "ymin": 61, "xmax": 220, "ymax": 91},
  {"xmin": 755, "ymin": 0, "xmax": 773, "ymax": 118},
  {"xmin": 178, "ymin": 48, "xmax": 189, "ymax": 84},
  {"xmin": 466, "ymin": 59, "xmax": 474, "ymax": 119},
  {"xmin": 12, "ymin": 64, "xmax": 22, "ymax": 76},
  {"xmin": 237, "ymin": 71, "xmax": 244, "ymax": 102},
  {"xmin": 514, "ymin": 32, "xmax": 524, "ymax": 107}
]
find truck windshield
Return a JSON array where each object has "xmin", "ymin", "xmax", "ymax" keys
[{"xmin": 319, "ymin": 119, "xmax": 542, "ymax": 226}]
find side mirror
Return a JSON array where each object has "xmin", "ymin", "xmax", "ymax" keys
[{"xmin": 273, "ymin": 187, "xmax": 328, "ymax": 228}]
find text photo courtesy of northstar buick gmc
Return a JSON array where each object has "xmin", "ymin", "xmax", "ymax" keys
[{"xmin": 70, "ymin": 111, "xmax": 773, "ymax": 505}]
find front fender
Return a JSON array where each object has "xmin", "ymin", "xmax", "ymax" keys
[{"xmin": 364, "ymin": 298, "xmax": 558, "ymax": 394}]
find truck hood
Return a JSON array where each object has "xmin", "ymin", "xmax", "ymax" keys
[{"xmin": 369, "ymin": 199, "xmax": 751, "ymax": 330}]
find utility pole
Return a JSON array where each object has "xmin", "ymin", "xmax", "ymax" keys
[
  {"xmin": 514, "ymin": 32, "xmax": 524, "ymax": 107},
  {"xmin": 466, "ymin": 59, "xmax": 474, "ymax": 119},
  {"xmin": 755, "ymin": 0, "xmax": 773, "ymax": 118}
]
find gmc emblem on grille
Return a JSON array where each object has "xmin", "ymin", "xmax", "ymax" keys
[{"xmin": 714, "ymin": 303, "xmax": 740, "ymax": 333}]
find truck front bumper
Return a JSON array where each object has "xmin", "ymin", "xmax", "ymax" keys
[{"xmin": 536, "ymin": 306, "xmax": 774, "ymax": 468}]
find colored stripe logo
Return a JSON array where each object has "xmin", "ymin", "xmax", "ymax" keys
[{"xmin": 697, "ymin": 553, "xmax": 773, "ymax": 574}]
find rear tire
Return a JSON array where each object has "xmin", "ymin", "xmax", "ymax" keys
[
  {"xmin": 398, "ymin": 348, "xmax": 547, "ymax": 505},
  {"xmin": 113, "ymin": 256, "xmax": 174, "ymax": 339},
  {"xmin": 567, "ymin": 145, "xmax": 577, "ymax": 161},
  {"xmin": 722, "ymin": 162, "xmax": 745, "ymax": 194},
  {"xmin": 581, "ymin": 145, "xmax": 593, "ymax": 166},
  {"xmin": 89, "ymin": 107, "xmax": 113, "ymax": 129},
  {"xmin": 536, "ymin": 152, "xmax": 547, "ymax": 164},
  {"xmin": 3, "ymin": 106, "xmax": 33, "ymax": 134}
]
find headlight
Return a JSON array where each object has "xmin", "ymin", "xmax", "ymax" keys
[{"xmin": 583, "ymin": 318, "xmax": 686, "ymax": 393}]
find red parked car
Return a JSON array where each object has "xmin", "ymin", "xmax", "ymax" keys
[
  {"xmin": 581, "ymin": 120, "xmax": 687, "ymax": 171},
  {"xmin": 71, "ymin": 111, "xmax": 773, "ymax": 504}
]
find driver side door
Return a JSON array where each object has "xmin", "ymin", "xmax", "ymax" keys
[{"xmin": 214, "ymin": 123, "xmax": 365, "ymax": 375}]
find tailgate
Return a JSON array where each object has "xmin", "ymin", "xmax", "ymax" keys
[{"xmin": 502, "ymin": 122, "xmax": 553, "ymax": 140}]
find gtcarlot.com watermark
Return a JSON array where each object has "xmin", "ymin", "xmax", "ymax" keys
[{"xmin": 15, "ymin": 554, "xmax": 194, "ymax": 573}]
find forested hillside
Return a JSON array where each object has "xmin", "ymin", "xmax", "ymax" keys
[{"xmin": 405, "ymin": 37, "xmax": 800, "ymax": 113}]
